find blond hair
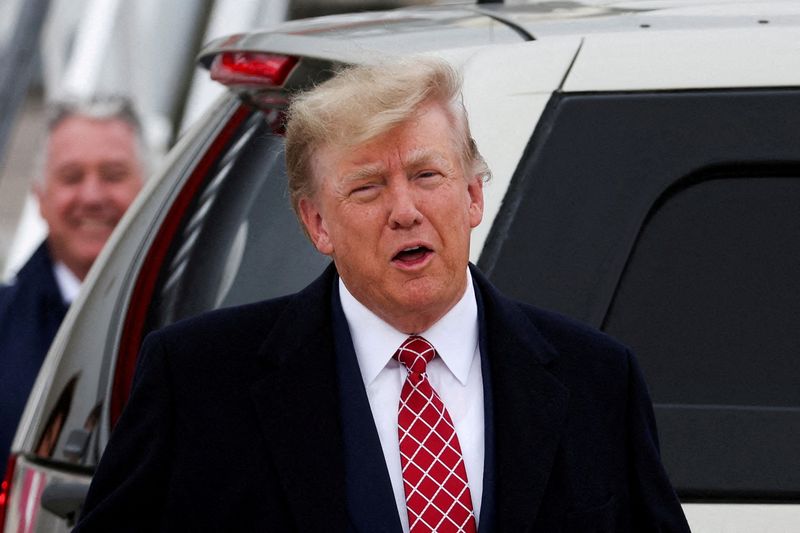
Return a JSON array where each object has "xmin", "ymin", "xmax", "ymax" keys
[{"xmin": 284, "ymin": 57, "xmax": 490, "ymax": 219}]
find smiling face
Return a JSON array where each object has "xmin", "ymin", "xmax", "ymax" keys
[
  {"xmin": 36, "ymin": 116, "xmax": 144, "ymax": 280},
  {"xmin": 299, "ymin": 101, "xmax": 484, "ymax": 333}
]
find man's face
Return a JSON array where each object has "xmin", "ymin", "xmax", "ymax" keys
[
  {"xmin": 299, "ymin": 101, "xmax": 484, "ymax": 333},
  {"xmin": 36, "ymin": 116, "xmax": 144, "ymax": 280}
]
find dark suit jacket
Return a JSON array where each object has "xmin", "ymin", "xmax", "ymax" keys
[
  {"xmin": 0, "ymin": 242, "xmax": 69, "ymax": 481},
  {"xmin": 75, "ymin": 265, "xmax": 689, "ymax": 532}
]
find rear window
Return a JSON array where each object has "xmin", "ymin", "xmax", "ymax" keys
[{"xmin": 147, "ymin": 114, "xmax": 328, "ymax": 330}]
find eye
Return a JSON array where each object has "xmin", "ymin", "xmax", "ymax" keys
[
  {"xmin": 348, "ymin": 182, "xmax": 381, "ymax": 201},
  {"xmin": 57, "ymin": 170, "xmax": 83, "ymax": 185},
  {"xmin": 101, "ymin": 164, "xmax": 133, "ymax": 183},
  {"xmin": 102, "ymin": 170, "xmax": 130, "ymax": 183},
  {"xmin": 414, "ymin": 169, "xmax": 443, "ymax": 187}
]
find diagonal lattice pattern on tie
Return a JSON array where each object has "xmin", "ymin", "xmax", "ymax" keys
[{"xmin": 395, "ymin": 335, "xmax": 476, "ymax": 533}]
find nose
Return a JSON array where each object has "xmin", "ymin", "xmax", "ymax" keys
[
  {"xmin": 78, "ymin": 173, "xmax": 108, "ymax": 206},
  {"xmin": 388, "ymin": 181, "xmax": 422, "ymax": 229}
]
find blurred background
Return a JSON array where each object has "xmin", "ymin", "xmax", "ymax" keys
[{"xmin": 0, "ymin": 0, "xmax": 475, "ymax": 280}]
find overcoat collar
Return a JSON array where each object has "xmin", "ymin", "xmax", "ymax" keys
[
  {"xmin": 249, "ymin": 264, "xmax": 569, "ymax": 532},
  {"xmin": 470, "ymin": 266, "xmax": 569, "ymax": 532},
  {"xmin": 17, "ymin": 241, "xmax": 67, "ymax": 307}
]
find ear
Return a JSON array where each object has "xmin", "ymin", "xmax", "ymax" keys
[
  {"xmin": 298, "ymin": 197, "xmax": 334, "ymax": 255},
  {"xmin": 467, "ymin": 174, "xmax": 484, "ymax": 228}
]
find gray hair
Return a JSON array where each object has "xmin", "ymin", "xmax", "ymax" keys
[
  {"xmin": 284, "ymin": 57, "xmax": 490, "ymax": 221},
  {"xmin": 35, "ymin": 94, "xmax": 149, "ymax": 184}
]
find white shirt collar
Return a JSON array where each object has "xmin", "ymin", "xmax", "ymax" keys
[
  {"xmin": 53, "ymin": 261, "xmax": 82, "ymax": 304},
  {"xmin": 339, "ymin": 269, "xmax": 479, "ymax": 387}
]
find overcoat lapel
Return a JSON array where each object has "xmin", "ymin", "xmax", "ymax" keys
[
  {"xmin": 472, "ymin": 269, "xmax": 570, "ymax": 532},
  {"xmin": 249, "ymin": 266, "xmax": 349, "ymax": 532},
  {"xmin": 331, "ymin": 281, "xmax": 404, "ymax": 533}
]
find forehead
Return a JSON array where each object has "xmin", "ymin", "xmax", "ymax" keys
[
  {"xmin": 313, "ymin": 102, "xmax": 460, "ymax": 182},
  {"xmin": 46, "ymin": 116, "xmax": 139, "ymax": 165}
]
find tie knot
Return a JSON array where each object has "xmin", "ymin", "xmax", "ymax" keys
[{"xmin": 395, "ymin": 335, "xmax": 436, "ymax": 374}]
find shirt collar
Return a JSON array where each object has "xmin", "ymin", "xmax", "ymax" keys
[
  {"xmin": 339, "ymin": 269, "xmax": 479, "ymax": 387},
  {"xmin": 53, "ymin": 261, "xmax": 81, "ymax": 304}
]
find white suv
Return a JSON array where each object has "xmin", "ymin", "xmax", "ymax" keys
[{"xmin": 3, "ymin": 1, "xmax": 800, "ymax": 531}]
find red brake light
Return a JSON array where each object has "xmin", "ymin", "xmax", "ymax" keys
[
  {"xmin": 0, "ymin": 454, "xmax": 15, "ymax": 530},
  {"xmin": 210, "ymin": 52, "xmax": 298, "ymax": 87}
]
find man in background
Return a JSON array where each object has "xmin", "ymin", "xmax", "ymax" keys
[{"xmin": 0, "ymin": 96, "xmax": 146, "ymax": 480}]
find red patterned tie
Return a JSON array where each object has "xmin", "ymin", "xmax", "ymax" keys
[{"xmin": 395, "ymin": 336, "xmax": 477, "ymax": 533}]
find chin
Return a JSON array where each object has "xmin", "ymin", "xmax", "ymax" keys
[
  {"xmin": 73, "ymin": 248, "xmax": 103, "ymax": 266},
  {"xmin": 402, "ymin": 272, "xmax": 458, "ymax": 295},
  {"xmin": 395, "ymin": 290, "xmax": 448, "ymax": 316}
]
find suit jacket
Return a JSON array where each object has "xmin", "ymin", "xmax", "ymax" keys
[
  {"xmin": 0, "ymin": 242, "xmax": 69, "ymax": 481},
  {"xmin": 75, "ymin": 264, "xmax": 689, "ymax": 532}
]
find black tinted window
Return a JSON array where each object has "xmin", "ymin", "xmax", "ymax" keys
[
  {"xmin": 604, "ymin": 175, "xmax": 800, "ymax": 497},
  {"xmin": 605, "ymin": 176, "xmax": 800, "ymax": 406}
]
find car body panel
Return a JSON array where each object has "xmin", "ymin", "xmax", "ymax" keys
[
  {"xmin": 3, "ymin": 456, "xmax": 88, "ymax": 532},
  {"xmin": 564, "ymin": 26, "xmax": 800, "ymax": 91},
  {"xmin": 683, "ymin": 503, "xmax": 800, "ymax": 531},
  {"xmin": 454, "ymin": 38, "xmax": 584, "ymax": 259}
]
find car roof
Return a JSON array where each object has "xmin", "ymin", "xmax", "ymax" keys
[
  {"xmin": 487, "ymin": 0, "xmax": 800, "ymax": 37},
  {"xmin": 199, "ymin": 0, "xmax": 800, "ymax": 57},
  {"xmin": 197, "ymin": 7, "xmax": 527, "ymax": 67},
  {"xmin": 198, "ymin": 0, "xmax": 800, "ymax": 91}
]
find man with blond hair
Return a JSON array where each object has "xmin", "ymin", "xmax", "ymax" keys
[
  {"xmin": 77, "ymin": 59, "xmax": 689, "ymax": 532},
  {"xmin": 0, "ymin": 96, "xmax": 145, "ymax": 481}
]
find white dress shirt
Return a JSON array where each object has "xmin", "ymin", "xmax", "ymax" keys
[
  {"xmin": 339, "ymin": 271, "xmax": 484, "ymax": 532},
  {"xmin": 53, "ymin": 261, "xmax": 81, "ymax": 304}
]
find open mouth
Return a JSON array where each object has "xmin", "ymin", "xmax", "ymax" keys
[{"xmin": 393, "ymin": 245, "xmax": 432, "ymax": 264}]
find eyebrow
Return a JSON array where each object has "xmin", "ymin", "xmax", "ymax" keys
[
  {"xmin": 403, "ymin": 148, "xmax": 453, "ymax": 171},
  {"xmin": 340, "ymin": 148, "xmax": 454, "ymax": 184},
  {"xmin": 342, "ymin": 163, "xmax": 386, "ymax": 184}
]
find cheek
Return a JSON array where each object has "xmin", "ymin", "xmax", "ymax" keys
[
  {"xmin": 108, "ymin": 183, "xmax": 142, "ymax": 209},
  {"xmin": 42, "ymin": 192, "xmax": 75, "ymax": 218},
  {"xmin": 339, "ymin": 205, "xmax": 384, "ymax": 237}
]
